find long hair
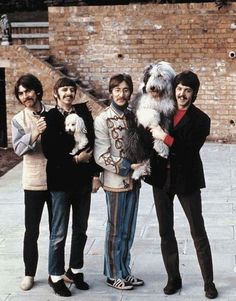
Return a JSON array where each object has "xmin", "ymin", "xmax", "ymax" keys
[
  {"xmin": 109, "ymin": 73, "xmax": 133, "ymax": 94},
  {"xmin": 53, "ymin": 77, "xmax": 77, "ymax": 100},
  {"xmin": 14, "ymin": 73, "xmax": 43, "ymax": 102},
  {"xmin": 173, "ymin": 70, "xmax": 200, "ymax": 103}
]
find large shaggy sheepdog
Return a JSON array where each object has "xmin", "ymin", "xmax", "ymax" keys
[{"xmin": 124, "ymin": 61, "xmax": 176, "ymax": 180}]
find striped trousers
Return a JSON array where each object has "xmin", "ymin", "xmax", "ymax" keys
[{"xmin": 104, "ymin": 186, "xmax": 140, "ymax": 279}]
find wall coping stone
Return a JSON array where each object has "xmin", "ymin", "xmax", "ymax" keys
[
  {"xmin": 11, "ymin": 33, "xmax": 49, "ymax": 39},
  {"xmin": 11, "ymin": 22, "xmax": 49, "ymax": 27}
]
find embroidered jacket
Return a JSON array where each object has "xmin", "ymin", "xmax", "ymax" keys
[{"xmin": 94, "ymin": 103, "xmax": 133, "ymax": 192}]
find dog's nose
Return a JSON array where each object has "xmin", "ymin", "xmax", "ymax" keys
[
  {"xmin": 150, "ymin": 86, "xmax": 156, "ymax": 91},
  {"xmin": 67, "ymin": 129, "xmax": 74, "ymax": 135}
]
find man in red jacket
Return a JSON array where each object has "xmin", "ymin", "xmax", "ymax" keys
[{"xmin": 150, "ymin": 70, "xmax": 218, "ymax": 299}]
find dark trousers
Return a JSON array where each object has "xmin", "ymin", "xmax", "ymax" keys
[
  {"xmin": 152, "ymin": 172, "xmax": 214, "ymax": 285},
  {"xmin": 49, "ymin": 186, "xmax": 91, "ymax": 275},
  {"xmin": 24, "ymin": 190, "xmax": 52, "ymax": 276}
]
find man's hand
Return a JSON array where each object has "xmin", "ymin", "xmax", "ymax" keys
[
  {"xmin": 92, "ymin": 177, "xmax": 101, "ymax": 193},
  {"xmin": 131, "ymin": 162, "xmax": 145, "ymax": 170},
  {"xmin": 31, "ymin": 117, "xmax": 46, "ymax": 143},
  {"xmin": 36, "ymin": 117, "xmax": 47, "ymax": 134},
  {"xmin": 74, "ymin": 148, "xmax": 93, "ymax": 163},
  {"xmin": 150, "ymin": 125, "xmax": 167, "ymax": 141}
]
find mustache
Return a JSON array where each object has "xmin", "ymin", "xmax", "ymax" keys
[
  {"xmin": 63, "ymin": 95, "xmax": 73, "ymax": 99},
  {"xmin": 117, "ymin": 97, "xmax": 128, "ymax": 101},
  {"xmin": 24, "ymin": 97, "xmax": 33, "ymax": 102},
  {"xmin": 177, "ymin": 96, "xmax": 188, "ymax": 100}
]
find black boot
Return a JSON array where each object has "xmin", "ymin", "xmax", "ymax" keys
[
  {"xmin": 205, "ymin": 282, "xmax": 218, "ymax": 299},
  {"xmin": 163, "ymin": 278, "xmax": 182, "ymax": 295}
]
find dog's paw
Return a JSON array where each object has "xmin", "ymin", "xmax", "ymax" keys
[
  {"xmin": 158, "ymin": 152, "xmax": 168, "ymax": 159},
  {"xmin": 70, "ymin": 146, "xmax": 80, "ymax": 156},
  {"xmin": 154, "ymin": 139, "xmax": 169, "ymax": 158},
  {"xmin": 70, "ymin": 150, "xmax": 77, "ymax": 156},
  {"xmin": 132, "ymin": 170, "xmax": 144, "ymax": 180},
  {"xmin": 145, "ymin": 160, "xmax": 151, "ymax": 174},
  {"xmin": 132, "ymin": 160, "xmax": 151, "ymax": 180}
]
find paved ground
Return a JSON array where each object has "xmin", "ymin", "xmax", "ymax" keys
[{"xmin": 0, "ymin": 143, "xmax": 236, "ymax": 301}]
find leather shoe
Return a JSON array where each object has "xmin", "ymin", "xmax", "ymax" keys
[
  {"xmin": 20, "ymin": 276, "xmax": 34, "ymax": 291},
  {"xmin": 48, "ymin": 276, "xmax": 71, "ymax": 297},
  {"xmin": 163, "ymin": 278, "xmax": 182, "ymax": 295},
  {"xmin": 205, "ymin": 282, "xmax": 218, "ymax": 299},
  {"xmin": 64, "ymin": 268, "xmax": 89, "ymax": 290}
]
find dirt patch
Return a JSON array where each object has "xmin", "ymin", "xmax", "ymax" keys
[{"xmin": 0, "ymin": 148, "xmax": 22, "ymax": 177}]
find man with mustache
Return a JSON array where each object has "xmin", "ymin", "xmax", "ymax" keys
[
  {"xmin": 94, "ymin": 74, "xmax": 144, "ymax": 290},
  {"xmin": 149, "ymin": 71, "xmax": 218, "ymax": 299},
  {"xmin": 41, "ymin": 77, "xmax": 101, "ymax": 297},
  {"xmin": 12, "ymin": 74, "xmax": 52, "ymax": 291}
]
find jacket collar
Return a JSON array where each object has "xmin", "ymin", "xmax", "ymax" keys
[
  {"xmin": 25, "ymin": 101, "xmax": 46, "ymax": 117},
  {"xmin": 56, "ymin": 105, "xmax": 76, "ymax": 117},
  {"xmin": 110, "ymin": 102, "xmax": 125, "ymax": 117}
]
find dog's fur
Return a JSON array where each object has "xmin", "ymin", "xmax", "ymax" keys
[
  {"xmin": 124, "ymin": 61, "xmax": 176, "ymax": 180},
  {"xmin": 65, "ymin": 113, "xmax": 88, "ymax": 155}
]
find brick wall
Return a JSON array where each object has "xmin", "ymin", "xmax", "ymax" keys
[
  {"xmin": 48, "ymin": 3, "xmax": 236, "ymax": 142},
  {"xmin": 0, "ymin": 45, "xmax": 103, "ymax": 146}
]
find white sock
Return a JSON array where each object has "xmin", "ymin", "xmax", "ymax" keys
[
  {"xmin": 50, "ymin": 275, "xmax": 63, "ymax": 283},
  {"xmin": 71, "ymin": 268, "xmax": 80, "ymax": 274}
]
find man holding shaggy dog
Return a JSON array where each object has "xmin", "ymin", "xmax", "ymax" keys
[
  {"xmin": 94, "ymin": 73, "xmax": 144, "ymax": 290},
  {"xmin": 41, "ymin": 77, "xmax": 101, "ymax": 297},
  {"xmin": 149, "ymin": 70, "xmax": 218, "ymax": 299}
]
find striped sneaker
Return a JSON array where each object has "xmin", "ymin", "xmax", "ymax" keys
[
  {"xmin": 106, "ymin": 278, "xmax": 133, "ymax": 290},
  {"xmin": 125, "ymin": 275, "xmax": 144, "ymax": 286}
]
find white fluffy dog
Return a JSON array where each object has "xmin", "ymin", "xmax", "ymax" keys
[
  {"xmin": 125, "ymin": 61, "xmax": 176, "ymax": 180},
  {"xmin": 65, "ymin": 113, "xmax": 88, "ymax": 155}
]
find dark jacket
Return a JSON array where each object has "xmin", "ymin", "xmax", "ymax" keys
[
  {"xmin": 41, "ymin": 103, "xmax": 101, "ymax": 192},
  {"xmin": 146, "ymin": 104, "xmax": 210, "ymax": 194}
]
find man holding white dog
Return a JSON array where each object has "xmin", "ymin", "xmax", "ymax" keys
[
  {"xmin": 41, "ymin": 77, "xmax": 101, "ymax": 297},
  {"xmin": 149, "ymin": 70, "xmax": 218, "ymax": 299}
]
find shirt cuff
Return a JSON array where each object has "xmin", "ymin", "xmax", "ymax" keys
[{"xmin": 164, "ymin": 134, "xmax": 174, "ymax": 147}]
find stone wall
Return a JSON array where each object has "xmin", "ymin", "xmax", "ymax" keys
[
  {"xmin": 48, "ymin": 3, "xmax": 236, "ymax": 142},
  {"xmin": 0, "ymin": 45, "xmax": 103, "ymax": 146}
]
